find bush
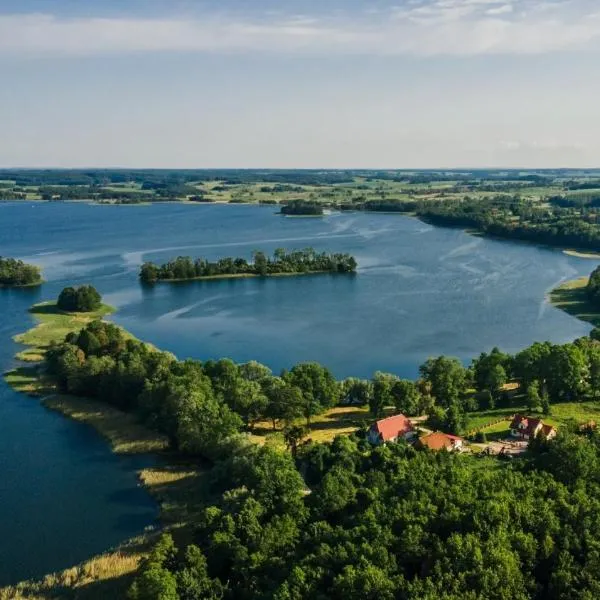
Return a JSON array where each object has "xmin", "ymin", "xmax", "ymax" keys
[{"xmin": 57, "ymin": 285, "xmax": 102, "ymax": 312}]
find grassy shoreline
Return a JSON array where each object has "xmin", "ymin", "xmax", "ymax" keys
[
  {"xmin": 1, "ymin": 301, "xmax": 206, "ymax": 599},
  {"xmin": 548, "ymin": 276, "xmax": 600, "ymax": 328},
  {"xmin": 152, "ymin": 269, "xmax": 348, "ymax": 283},
  {"xmin": 0, "ymin": 280, "xmax": 43, "ymax": 289}
]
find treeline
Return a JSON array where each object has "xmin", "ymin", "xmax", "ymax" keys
[
  {"xmin": 130, "ymin": 422, "xmax": 600, "ymax": 600},
  {"xmin": 0, "ymin": 257, "xmax": 41, "ymax": 286},
  {"xmin": 36, "ymin": 185, "xmax": 193, "ymax": 202},
  {"xmin": 280, "ymin": 201, "xmax": 324, "ymax": 216},
  {"xmin": 45, "ymin": 320, "xmax": 345, "ymax": 459},
  {"xmin": 411, "ymin": 197, "xmax": 600, "ymax": 251},
  {"xmin": 45, "ymin": 313, "xmax": 600, "ymax": 458},
  {"xmin": 139, "ymin": 248, "xmax": 357, "ymax": 282},
  {"xmin": 587, "ymin": 266, "xmax": 600, "ymax": 305}
]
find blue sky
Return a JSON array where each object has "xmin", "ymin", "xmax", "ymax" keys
[{"xmin": 1, "ymin": 0, "xmax": 599, "ymax": 168}]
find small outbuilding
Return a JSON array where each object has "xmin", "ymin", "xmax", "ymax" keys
[{"xmin": 417, "ymin": 431, "xmax": 464, "ymax": 452}]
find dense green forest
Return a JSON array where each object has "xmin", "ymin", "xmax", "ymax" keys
[
  {"xmin": 32, "ymin": 268, "xmax": 600, "ymax": 599},
  {"xmin": 139, "ymin": 249, "xmax": 357, "ymax": 283},
  {"xmin": 0, "ymin": 256, "xmax": 42, "ymax": 286},
  {"xmin": 56, "ymin": 285, "xmax": 102, "ymax": 312},
  {"xmin": 130, "ymin": 428, "xmax": 600, "ymax": 600}
]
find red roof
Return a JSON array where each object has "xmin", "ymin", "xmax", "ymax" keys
[
  {"xmin": 370, "ymin": 414, "xmax": 413, "ymax": 442},
  {"xmin": 510, "ymin": 414, "xmax": 548, "ymax": 437},
  {"xmin": 418, "ymin": 431, "xmax": 463, "ymax": 451},
  {"xmin": 541, "ymin": 423, "xmax": 556, "ymax": 436}
]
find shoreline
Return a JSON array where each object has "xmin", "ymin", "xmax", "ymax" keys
[
  {"xmin": 3, "ymin": 197, "xmax": 600, "ymax": 259},
  {"xmin": 0, "ymin": 280, "xmax": 43, "ymax": 289},
  {"xmin": 148, "ymin": 269, "xmax": 353, "ymax": 283},
  {"xmin": 1, "ymin": 301, "xmax": 204, "ymax": 598},
  {"xmin": 548, "ymin": 276, "xmax": 600, "ymax": 329}
]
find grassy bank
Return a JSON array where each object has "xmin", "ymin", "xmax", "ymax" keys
[
  {"xmin": 549, "ymin": 276, "xmax": 600, "ymax": 328},
  {"xmin": 13, "ymin": 301, "xmax": 115, "ymax": 362},
  {"xmin": 1, "ymin": 302, "xmax": 207, "ymax": 600}
]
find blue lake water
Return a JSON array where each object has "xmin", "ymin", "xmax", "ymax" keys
[{"xmin": 0, "ymin": 201, "xmax": 598, "ymax": 583}]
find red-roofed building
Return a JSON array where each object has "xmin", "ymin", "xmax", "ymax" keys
[
  {"xmin": 510, "ymin": 414, "xmax": 557, "ymax": 440},
  {"xmin": 368, "ymin": 414, "xmax": 415, "ymax": 445},
  {"xmin": 417, "ymin": 431, "xmax": 464, "ymax": 452}
]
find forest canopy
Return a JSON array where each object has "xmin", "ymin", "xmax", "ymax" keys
[
  {"xmin": 0, "ymin": 257, "xmax": 42, "ymax": 286},
  {"xmin": 139, "ymin": 248, "xmax": 357, "ymax": 283},
  {"xmin": 57, "ymin": 285, "xmax": 102, "ymax": 312}
]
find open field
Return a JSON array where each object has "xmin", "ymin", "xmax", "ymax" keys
[{"xmin": 250, "ymin": 405, "xmax": 374, "ymax": 446}]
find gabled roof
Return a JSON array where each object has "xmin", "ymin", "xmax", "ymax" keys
[
  {"xmin": 541, "ymin": 423, "xmax": 556, "ymax": 436},
  {"xmin": 510, "ymin": 414, "xmax": 549, "ymax": 436},
  {"xmin": 418, "ymin": 431, "xmax": 463, "ymax": 451},
  {"xmin": 370, "ymin": 414, "xmax": 413, "ymax": 441}
]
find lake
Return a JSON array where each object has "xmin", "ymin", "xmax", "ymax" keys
[{"xmin": 0, "ymin": 201, "xmax": 597, "ymax": 584}]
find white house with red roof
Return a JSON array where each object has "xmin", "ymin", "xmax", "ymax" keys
[
  {"xmin": 368, "ymin": 414, "xmax": 415, "ymax": 445},
  {"xmin": 510, "ymin": 414, "xmax": 556, "ymax": 441}
]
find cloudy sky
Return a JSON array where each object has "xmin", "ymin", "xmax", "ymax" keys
[{"xmin": 1, "ymin": 0, "xmax": 599, "ymax": 168}]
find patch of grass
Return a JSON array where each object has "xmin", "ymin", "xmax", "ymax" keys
[
  {"xmin": 14, "ymin": 302, "xmax": 115, "ymax": 358},
  {"xmin": 0, "ymin": 536, "xmax": 151, "ymax": 600},
  {"xmin": 251, "ymin": 405, "xmax": 374, "ymax": 445},
  {"xmin": 3, "ymin": 365, "xmax": 53, "ymax": 396},
  {"xmin": 43, "ymin": 395, "xmax": 168, "ymax": 455},
  {"xmin": 549, "ymin": 277, "xmax": 600, "ymax": 328}
]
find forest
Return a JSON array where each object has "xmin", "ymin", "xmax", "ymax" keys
[
  {"xmin": 139, "ymin": 248, "xmax": 357, "ymax": 283},
  {"xmin": 0, "ymin": 256, "xmax": 42, "ymax": 286},
  {"xmin": 56, "ymin": 285, "xmax": 102, "ymax": 312},
  {"xmin": 39, "ymin": 310, "xmax": 600, "ymax": 599}
]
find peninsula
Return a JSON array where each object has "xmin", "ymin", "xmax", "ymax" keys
[{"xmin": 139, "ymin": 248, "xmax": 357, "ymax": 283}]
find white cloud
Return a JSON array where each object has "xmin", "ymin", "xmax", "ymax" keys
[
  {"xmin": 487, "ymin": 4, "xmax": 514, "ymax": 15},
  {"xmin": 0, "ymin": 1, "xmax": 599, "ymax": 58}
]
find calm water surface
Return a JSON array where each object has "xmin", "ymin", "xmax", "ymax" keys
[{"xmin": 0, "ymin": 201, "xmax": 598, "ymax": 583}]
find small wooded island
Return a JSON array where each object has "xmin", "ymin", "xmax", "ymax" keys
[
  {"xmin": 139, "ymin": 248, "xmax": 357, "ymax": 283},
  {"xmin": 0, "ymin": 256, "xmax": 42, "ymax": 287}
]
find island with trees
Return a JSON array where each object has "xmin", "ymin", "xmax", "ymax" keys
[
  {"xmin": 139, "ymin": 248, "xmax": 357, "ymax": 283},
  {"xmin": 0, "ymin": 256, "xmax": 42, "ymax": 287}
]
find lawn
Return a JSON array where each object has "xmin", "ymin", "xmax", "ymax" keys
[{"xmin": 468, "ymin": 399, "xmax": 600, "ymax": 439}]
